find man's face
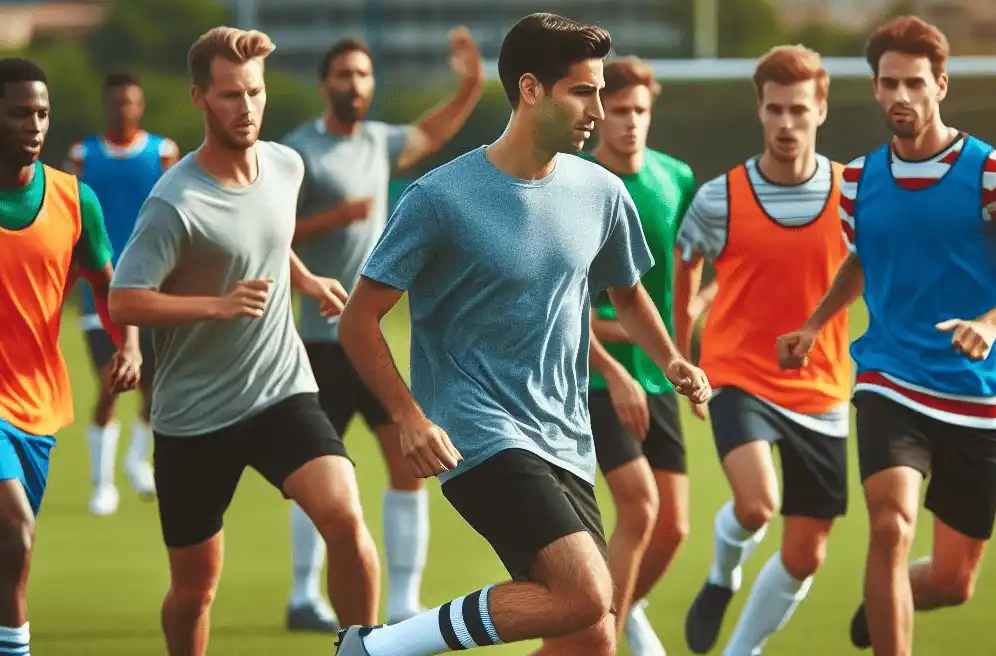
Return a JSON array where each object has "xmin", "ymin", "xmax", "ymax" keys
[
  {"xmin": 598, "ymin": 84, "xmax": 653, "ymax": 156},
  {"xmin": 757, "ymin": 78, "xmax": 826, "ymax": 163},
  {"xmin": 534, "ymin": 58, "xmax": 605, "ymax": 154},
  {"xmin": 105, "ymin": 84, "xmax": 144, "ymax": 132},
  {"xmin": 874, "ymin": 51, "xmax": 946, "ymax": 140},
  {"xmin": 193, "ymin": 57, "xmax": 267, "ymax": 150},
  {"xmin": 322, "ymin": 50, "xmax": 375, "ymax": 124},
  {"xmin": 0, "ymin": 81, "xmax": 49, "ymax": 168}
]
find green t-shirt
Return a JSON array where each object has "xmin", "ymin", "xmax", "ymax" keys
[
  {"xmin": 0, "ymin": 161, "xmax": 112, "ymax": 272},
  {"xmin": 583, "ymin": 148, "xmax": 695, "ymax": 394}
]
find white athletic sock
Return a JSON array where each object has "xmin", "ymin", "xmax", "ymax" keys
[
  {"xmin": 708, "ymin": 500, "xmax": 768, "ymax": 592},
  {"xmin": 723, "ymin": 551, "xmax": 813, "ymax": 656},
  {"xmin": 87, "ymin": 422, "xmax": 120, "ymax": 487},
  {"xmin": 289, "ymin": 502, "xmax": 325, "ymax": 609},
  {"xmin": 383, "ymin": 488, "xmax": 429, "ymax": 620},
  {"xmin": 126, "ymin": 419, "xmax": 152, "ymax": 464},
  {"xmin": 0, "ymin": 622, "xmax": 29, "ymax": 655},
  {"xmin": 363, "ymin": 585, "xmax": 502, "ymax": 656},
  {"xmin": 625, "ymin": 600, "xmax": 667, "ymax": 655}
]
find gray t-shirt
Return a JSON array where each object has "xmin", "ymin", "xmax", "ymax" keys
[
  {"xmin": 111, "ymin": 141, "xmax": 318, "ymax": 436},
  {"xmin": 362, "ymin": 147, "xmax": 653, "ymax": 485},
  {"xmin": 282, "ymin": 119, "xmax": 411, "ymax": 342}
]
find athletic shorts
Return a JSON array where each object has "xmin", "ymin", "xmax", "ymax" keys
[
  {"xmin": 590, "ymin": 389, "xmax": 685, "ymax": 475},
  {"xmin": 153, "ymin": 393, "xmax": 349, "ymax": 548},
  {"xmin": 305, "ymin": 341, "xmax": 390, "ymax": 434},
  {"xmin": 441, "ymin": 448, "xmax": 608, "ymax": 581},
  {"xmin": 855, "ymin": 391, "xmax": 996, "ymax": 540},
  {"xmin": 710, "ymin": 387, "xmax": 848, "ymax": 519},
  {"xmin": 0, "ymin": 417, "xmax": 55, "ymax": 516},
  {"xmin": 85, "ymin": 326, "xmax": 156, "ymax": 383}
]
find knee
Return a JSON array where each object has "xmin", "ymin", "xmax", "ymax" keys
[
  {"xmin": 933, "ymin": 573, "xmax": 976, "ymax": 607},
  {"xmin": 780, "ymin": 543, "xmax": 825, "ymax": 580},
  {"xmin": 735, "ymin": 497, "xmax": 777, "ymax": 532},
  {"xmin": 869, "ymin": 510, "xmax": 916, "ymax": 552},
  {"xmin": 169, "ymin": 581, "xmax": 217, "ymax": 613},
  {"xmin": 309, "ymin": 501, "xmax": 368, "ymax": 545},
  {"xmin": 616, "ymin": 488, "xmax": 660, "ymax": 543},
  {"xmin": 565, "ymin": 567, "xmax": 614, "ymax": 632},
  {"xmin": 0, "ymin": 519, "xmax": 34, "ymax": 575}
]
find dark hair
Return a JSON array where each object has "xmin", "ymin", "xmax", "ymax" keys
[
  {"xmin": 0, "ymin": 58, "xmax": 47, "ymax": 97},
  {"xmin": 319, "ymin": 37, "xmax": 372, "ymax": 79},
  {"xmin": 104, "ymin": 71, "xmax": 141, "ymax": 91},
  {"xmin": 602, "ymin": 56, "xmax": 660, "ymax": 100},
  {"xmin": 865, "ymin": 15, "xmax": 949, "ymax": 78},
  {"xmin": 498, "ymin": 13, "xmax": 611, "ymax": 107}
]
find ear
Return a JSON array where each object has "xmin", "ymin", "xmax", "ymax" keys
[
  {"xmin": 518, "ymin": 73, "xmax": 542, "ymax": 107},
  {"xmin": 936, "ymin": 71, "xmax": 949, "ymax": 102},
  {"xmin": 190, "ymin": 84, "xmax": 205, "ymax": 111},
  {"xmin": 817, "ymin": 98, "xmax": 829, "ymax": 126},
  {"xmin": 870, "ymin": 76, "xmax": 880, "ymax": 102}
]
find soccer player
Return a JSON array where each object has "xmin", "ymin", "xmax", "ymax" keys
[
  {"xmin": 0, "ymin": 57, "xmax": 141, "ymax": 656},
  {"xmin": 582, "ymin": 56, "xmax": 694, "ymax": 656},
  {"xmin": 334, "ymin": 13, "xmax": 710, "ymax": 656},
  {"xmin": 780, "ymin": 16, "xmax": 996, "ymax": 655},
  {"xmin": 280, "ymin": 29, "xmax": 484, "ymax": 631},
  {"xmin": 107, "ymin": 28, "xmax": 381, "ymax": 655},
  {"xmin": 65, "ymin": 71, "xmax": 180, "ymax": 516},
  {"xmin": 674, "ymin": 46, "xmax": 852, "ymax": 655}
]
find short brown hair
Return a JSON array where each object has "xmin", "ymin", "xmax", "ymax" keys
[
  {"xmin": 319, "ymin": 37, "xmax": 372, "ymax": 79},
  {"xmin": 188, "ymin": 26, "xmax": 275, "ymax": 88},
  {"xmin": 865, "ymin": 16, "xmax": 949, "ymax": 78},
  {"xmin": 753, "ymin": 45, "xmax": 829, "ymax": 101},
  {"xmin": 602, "ymin": 56, "xmax": 661, "ymax": 100}
]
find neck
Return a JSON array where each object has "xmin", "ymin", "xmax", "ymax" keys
[
  {"xmin": 0, "ymin": 161, "xmax": 36, "ymax": 189},
  {"xmin": 195, "ymin": 132, "xmax": 257, "ymax": 187},
  {"xmin": 324, "ymin": 111, "xmax": 359, "ymax": 137},
  {"xmin": 105, "ymin": 125, "xmax": 141, "ymax": 145},
  {"xmin": 892, "ymin": 117, "xmax": 957, "ymax": 161},
  {"xmin": 485, "ymin": 114, "xmax": 558, "ymax": 180},
  {"xmin": 592, "ymin": 142, "xmax": 644, "ymax": 175},
  {"xmin": 757, "ymin": 148, "xmax": 818, "ymax": 185}
]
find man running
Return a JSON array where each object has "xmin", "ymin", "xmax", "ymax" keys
[
  {"xmin": 0, "ymin": 57, "xmax": 141, "ymax": 656},
  {"xmin": 781, "ymin": 16, "xmax": 996, "ymax": 656},
  {"xmin": 280, "ymin": 29, "xmax": 483, "ymax": 631},
  {"xmin": 675, "ymin": 46, "xmax": 852, "ymax": 655},
  {"xmin": 108, "ymin": 27, "xmax": 380, "ymax": 655},
  {"xmin": 65, "ymin": 71, "xmax": 179, "ymax": 516},
  {"xmin": 582, "ymin": 56, "xmax": 695, "ymax": 656},
  {"xmin": 334, "ymin": 13, "xmax": 709, "ymax": 656}
]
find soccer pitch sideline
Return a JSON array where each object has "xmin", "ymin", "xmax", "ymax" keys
[{"xmin": 25, "ymin": 298, "xmax": 996, "ymax": 655}]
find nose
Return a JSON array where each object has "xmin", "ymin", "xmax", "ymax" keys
[
  {"xmin": 894, "ymin": 83, "xmax": 911, "ymax": 103},
  {"xmin": 27, "ymin": 113, "xmax": 43, "ymax": 134},
  {"xmin": 590, "ymin": 96, "xmax": 605, "ymax": 122}
]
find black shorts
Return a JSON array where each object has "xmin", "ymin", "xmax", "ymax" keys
[
  {"xmin": 441, "ymin": 449, "xmax": 608, "ymax": 581},
  {"xmin": 855, "ymin": 391, "xmax": 996, "ymax": 540},
  {"xmin": 153, "ymin": 393, "xmax": 348, "ymax": 548},
  {"xmin": 305, "ymin": 341, "xmax": 390, "ymax": 434},
  {"xmin": 590, "ymin": 390, "xmax": 685, "ymax": 474},
  {"xmin": 710, "ymin": 387, "xmax": 848, "ymax": 519},
  {"xmin": 85, "ymin": 327, "xmax": 155, "ymax": 384}
]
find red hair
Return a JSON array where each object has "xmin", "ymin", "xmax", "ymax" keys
[
  {"xmin": 865, "ymin": 16, "xmax": 949, "ymax": 78},
  {"xmin": 753, "ymin": 45, "xmax": 829, "ymax": 101}
]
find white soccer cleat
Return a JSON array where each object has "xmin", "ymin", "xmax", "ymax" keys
[
  {"xmin": 89, "ymin": 483, "xmax": 120, "ymax": 516},
  {"xmin": 626, "ymin": 599, "xmax": 668, "ymax": 656},
  {"xmin": 125, "ymin": 459, "xmax": 156, "ymax": 499}
]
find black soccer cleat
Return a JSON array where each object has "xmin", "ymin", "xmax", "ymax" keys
[
  {"xmin": 685, "ymin": 581, "xmax": 735, "ymax": 653},
  {"xmin": 850, "ymin": 604, "xmax": 872, "ymax": 649}
]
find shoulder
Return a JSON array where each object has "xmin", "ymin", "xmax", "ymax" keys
[
  {"xmin": 68, "ymin": 139, "xmax": 89, "ymax": 162},
  {"xmin": 152, "ymin": 135, "xmax": 179, "ymax": 159},
  {"xmin": 562, "ymin": 153, "xmax": 628, "ymax": 192},
  {"xmin": 840, "ymin": 155, "xmax": 868, "ymax": 200},
  {"xmin": 648, "ymin": 148, "xmax": 694, "ymax": 184},
  {"xmin": 77, "ymin": 181, "xmax": 100, "ymax": 208},
  {"xmin": 690, "ymin": 172, "xmax": 729, "ymax": 208},
  {"xmin": 281, "ymin": 120, "xmax": 318, "ymax": 149},
  {"xmin": 260, "ymin": 140, "xmax": 305, "ymax": 174}
]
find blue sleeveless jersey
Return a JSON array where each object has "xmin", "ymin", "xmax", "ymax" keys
[
  {"xmin": 80, "ymin": 133, "xmax": 167, "ymax": 316},
  {"xmin": 852, "ymin": 135, "xmax": 996, "ymax": 397}
]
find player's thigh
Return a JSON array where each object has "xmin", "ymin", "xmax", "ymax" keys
[
  {"xmin": 924, "ymin": 419, "xmax": 996, "ymax": 543},
  {"xmin": 0, "ymin": 419, "xmax": 54, "ymax": 517},
  {"xmin": 642, "ymin": 392, "xmax": 687, "ymax": 474},
  {"xmin": 441, "ymin": 448, "xmax": 609, "ymax": 584},
  {"xmin": 777, "ymin": 420, "xmax": 849, "ymax": 520},
  {"xmin": 590, "ymin": 389, "xmax": 645, "ymax": 479},
  {"xmin": 305, "ymin": 341, "xmax": 361, "ymax": 436},
  {"xmin": 153, "ymin": 428, "xmax": 247, "ymax": 549},
  {"xmin": 711, "ymin": 388, "xmax": 780, "ymax": 511}
]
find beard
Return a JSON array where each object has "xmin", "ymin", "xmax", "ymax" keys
[
  {"xmin": 887, "ymin": 105, "xmax": 931, "ymax": 139},
  {"xmin": 205, "ymin": 101, "xmax": 257, "ymax": 151},
  {"xmin": 330, "ymin": 90, "xmax": 368, "ymax": 125}
]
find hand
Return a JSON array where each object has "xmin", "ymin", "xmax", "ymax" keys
[
  {"xmin": 688, "ymin": 293, "xmax": 711, "ymax": 325},
  {"xmin": 777, "ymin": 326, "xmax": 818, "ymax": 369},
  {"xmin": 936, "ymin": 318, "xmax": 996, "ymax": 360},
  {"xmin": 216, "ymin": 278, "xmax": 272, "ymax": 320},
  {"xmin": 336, "ymin": 197, "xmax": 375, "ymax": 224},
  {"xmin": 605, "ymin": 370, "xmax": 650, "ymax": 440},
  {"xmin": 398, "ymin": 415, "xmax": 463, "ymax": 478},
  {"xmin": 447, "ymin": 26, "xmax": 483, "ymax": 85},
  {"xmin": 107, "ymin": 347, "xmax": 142, "ymax": 394},
  {"xmin": 666, "ymin": 359, "xmax": 711, "ymax": 404},
  {"xmin": 690, "ymin": 400, "xmax": 708, "ymax": 420},
  {"xmin": 302, "ymin": 276, "xmax": 349, "ymax": 318}
]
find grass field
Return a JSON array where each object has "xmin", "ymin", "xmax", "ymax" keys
[{"xmin": 27, "ymin": 297, "xmax": 996, "ymax": 655}]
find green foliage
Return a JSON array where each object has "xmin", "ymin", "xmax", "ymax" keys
[{"xmin": 718, "ymin": 0, "xmax": 789, "ymax": 57}]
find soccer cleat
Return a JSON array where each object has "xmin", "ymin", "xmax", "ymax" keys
[
  {"xmin": 850, "ymin": 604, "xmax": 871, "ymax": 649},
  {"xmin": 88, "ymin": 483, "xmax": 119, "ymax": 516},
  {"xmin": 125, "ymin": 459, "xmax": 156, "ymax": 499},
  {"xmin": 685, "ymin": 582, "xmax": 734, "ymax": 654},
  {"xmin": 286, "ymin": 602, "xmax": 340, "ymax": 633},
  {"xmin": 626, "ymin": 599, "xmax": 668, "ymax": 656},
  {"xmin": 335, "ymin": 626, "xmax": 377, "ymax": 655}
]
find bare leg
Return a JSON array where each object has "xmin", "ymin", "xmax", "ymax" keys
[{"xmin": 161, "ymin": 532, "xmax": 224, "ymax": 656}]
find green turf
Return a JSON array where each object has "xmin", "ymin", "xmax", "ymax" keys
[{"xmin": 28, "ymin": 298, "xmax": 996, "ymax": 655}]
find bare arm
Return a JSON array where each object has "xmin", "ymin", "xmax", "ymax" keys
[
  {"xmin": 607, "ymin": 283, "xmax": 683, "ymax": 372},
  {"xmin": 109, "ymin": 288, "xmax": 225, "ymax": 327},
  {"xmin": 592, "ymin": 316, "xmax": 632, "ymax": 343},
  {"xmin": 293, "ymin": 199, "xmax": 372, "ymax": 243},
  {"xmin": 672, "ymin": 250, "xmax": 705, "ymax": 359},
  {"xmin": 289, "ymin": 250, "xmax": 318, "ymax": 291},
  {"xmin": 589, "ymin": 317, "xmax": 629, "ymax": 380},
  {"xmin": 803, "ymin": 253, "xmax": 864, "ymax": 332}
]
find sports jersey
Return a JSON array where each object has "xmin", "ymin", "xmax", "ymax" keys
[
  {"xmin": 843, "ymin": 133, "xmax": 996, "ymax": 428},
  {"xmin": 0, "ymin": 163, "xmax": 113, "ymax": 435},
  {"xmin": 581, "ymin": 148, "xmax": 694, "ymax": 395},
  {"xmin": 677, "ymin": 155, "xmax": 850, "ymax": 437}
]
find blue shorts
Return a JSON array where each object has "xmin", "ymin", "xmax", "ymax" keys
[{"xmin": 0, "ymin": 417, "xmax": 56, "ymax": 515}]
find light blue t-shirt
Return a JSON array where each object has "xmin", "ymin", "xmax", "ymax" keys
[{"xmin": 361, "ymin": 146, "xmax": 653, "ymax": 484}]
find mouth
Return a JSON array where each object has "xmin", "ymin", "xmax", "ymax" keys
[
  {"xmin": 20, "ymin": 140, "xmax": 42, "ymax": 154},
  {"xmin": 890, "ymin": 108, "xmax": 914, "ymax": 122}
]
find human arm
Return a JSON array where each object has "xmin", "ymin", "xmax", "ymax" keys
[
  {"xmin": 293, "ymin": 198, "xmax": 376, "ymax": 243},
  {"xmin": 394, "ymin": 27, "xmax": 484, "ymax": 171},
  {"xmin": 289, "ymin": 249, "xmax": 348, "ymax": 317},
  {"xmin": 63, "ymin": 141, "xmax": 84, "ymax": 176},
  {"xmin": 160, "ymin": 138, "xmax": 180, "ymax": 170},
  {"xmin": 592, "ymin": 315, "xmax": 632, "ymax": 343},
  {"xmin": 590, "ymin": 315, "xmax": 649, "ymax": 438}
]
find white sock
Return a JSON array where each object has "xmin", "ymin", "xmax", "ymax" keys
[
  {"xmin": 289, "ymin": 502, "xmax": 325, "ymax": 609},
  {"xmin": 363, "ymin": 585, "xmax": 501, "ymax": 656},
  {"xmin": 0, "ymin": 622, "xmax": 29, "ymax": 655},
  {"xmin": 708, "ymin": 500, "xmax": 768, "ymax": 592},
  {"xmin": 625, "ymin": 600, "xmax": 667, "ymax": 656},
  {"xmin": 126, "ymin": 419, "xmax": 152, "ymax": 465},
  {"xmin": 383, "ymin": 488, "xmax": 429, "ymax": 620},
  {"xmin": 723, "ymin": 552, "xmax": 813, "ymax": 656},
  {"xmin": 88, "ymin": 422, "xmax": 120, "ymax": 487}
]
